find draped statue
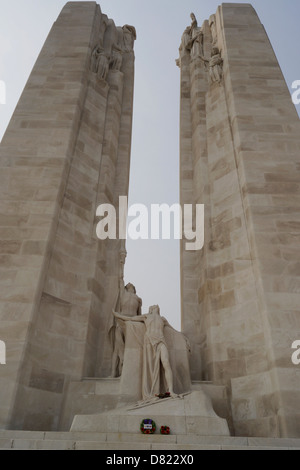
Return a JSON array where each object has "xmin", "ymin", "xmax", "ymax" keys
[
  {"xmin": 109, "ymin": 249, "xmax": 142, "ymax": 377},
  {"xmin": 113, "ymin": 305, "xmax": 181, "ymax": 400},
  {"xmin": 113, "ymin": 305, "xmax": 191, "ymax": 401},
  {"xmin": 190, "ymin": 12, "xmax": 204, "ymax": 60}
]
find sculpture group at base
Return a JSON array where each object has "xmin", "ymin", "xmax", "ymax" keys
[
  {"xmin": 70, "ymin": 246, "xmax": 230, "ymax": 436},
  {"xmin": 108, "ymin": 250, "xmax": 191, "ymax": 402}
]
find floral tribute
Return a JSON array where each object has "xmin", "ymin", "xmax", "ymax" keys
[
  {"xmin": 160, "ymin": 426, "xmax": 170, "ymax": 435},
  {"xmin": 140, "ymin": 418, "xmax": 156, "ymax": 434}
]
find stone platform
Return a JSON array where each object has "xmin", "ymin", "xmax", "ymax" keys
[
  {"xmin": 0, "ymin": 430, "xmax": 300, "ymax": 450},
  {"xmin": 70, "ymin": 391, "xmax": 230, "ymax": 436},
  {"xmin": 59, "ymin": 378, "xmax": 232, "ymax": 432}
]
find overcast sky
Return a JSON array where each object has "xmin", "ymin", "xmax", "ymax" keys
[{"xmin": 1, "ymin": 0, "xmax": 300, "ymax": 330}]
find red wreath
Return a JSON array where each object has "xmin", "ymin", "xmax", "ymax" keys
[{"xmin": 160, "ymin": 426, "xmax": 170, "ymax": 435}]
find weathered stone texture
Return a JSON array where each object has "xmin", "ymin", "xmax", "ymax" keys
[
  {"xmin": 179, "ymin": 3, "xmax": 300, "ymax": 438},
  {"xmin": 0, "ymin": 2, "xmax": 135, "ymax": 430}
]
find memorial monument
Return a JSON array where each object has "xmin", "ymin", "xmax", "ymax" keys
[
  {"xmin": 0, "ymin": 1, "xmax": 299, "ymax": 449},
  {"xmin": 70, "ymin": 286, "xmax": 229, "ymax": 437}
]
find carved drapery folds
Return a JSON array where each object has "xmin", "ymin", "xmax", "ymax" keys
[
  {"xmin": 177, "ymin": 12, "xmax": 223, "ymax": 85},
  {"xmin": 190, "ymin": 12, "xmax": 204, "ymax": 61},
  {"xmin": 209, "ymin": 47, "xmax": 223, "ymax": 84},
  {"xmin": 91, "ymin": 46, "xmax": 109, "ymax": 80},
  {"xmin": 177, "ymin": 12, "xmax": 204, "ymax": 65},
  {"xmin": 90, "ymin": 22, "xmax": 136, "ymax": 80},
  {"xmin": 110, "ymin": 46, "xmax": 123, "ymax": 71},
  {"xmin": 91, "ymin": 45, "xmax": 101, "ymax": 73},
  {"xmin": 209, "ymin": 14, "xmax": 218, "ymax": 46}
]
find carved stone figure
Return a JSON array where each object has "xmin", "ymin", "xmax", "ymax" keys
[
  {"xmin": 209, "ymin": 47, "xmax": 223, "ymax": 83},
  {"xmin": 110, "ymin": 46, "xmax": 123, "ymax": 71},
  {"xmin": 177, "ymin": 26, "xmax": 192, "ymax": 66},
  {"xmin": 209, "ymin": 14, "xmax": 218, "ymax": 45},
  {"xmin": 97, "ymin": 51, "xmax": 110, "ymax": 80},
  {"xmin": 190, "ymin": 12, "xmax": 198, "ymax": 30},
  {"xmin": 181, "ymin": 26, "xmax": 192, "ymax": 55},
  {"xmin": 120, "ymin": 282, "xmax": 142, "ymax": 317},
  {"xmin": 122, "ymin": 24, "xmax": 137, "ymax": 52},
  {"xmin": 190, "ymin": 12, "xmax": 204, "ymax": 60},
  {"xmin": 113, "ymin": 305, "xmax": 189, "ymax": 400},
  {"xmin": 110, "ymin": 281, "xmax": 142, "ymax": 377},
  {"xmin": 109, "ymin": 250, "xmax": 142, "ymax": 377},
  {"xmin": 91, "ymin": 45, "xmax": 102, "ymax": 73}
]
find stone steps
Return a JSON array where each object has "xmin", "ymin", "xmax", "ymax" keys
[{"xmin": 0, "ymin": 431, "xmax": 299, "ymax": 450}]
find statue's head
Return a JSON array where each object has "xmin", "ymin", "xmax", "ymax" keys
[
  {"xmin": 123, "ymin": 24, "xmax": 137, "ymax": 40},
  {"xmin": 149, "ymin": 305, "xmax": 160, "ymax": 316},
  {"xmin": 209, "ymin": 14, "xmax": 216, "ymax": 27},
  {"xmin": 125, "ymin": 283, "xmax": 136, "ymax": 294}
]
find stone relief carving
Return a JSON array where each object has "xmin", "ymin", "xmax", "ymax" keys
[
  {"xmin": 190, "ymin": 12, "xmax": 204, "ymax": 60},
  {"xmin": 177, "ymin": 11, "xmax": 224, "ymax": 85},
  {"xmin": 91, "ymin": 21, "xmax": 135, "ymax": 77},
  {"xmin": 97, "ymin": 51, "xmax": 110, "ymax": 80},
  {"xmin": 181, "ymin": 26, "xmax": 192, "ymax": 54},
  {"xmin": 209, "ymin": 47, "xmax": 223, "ymax": 84},
  {"xmin": 110, "ymin": 45, "xmax": 123, "ymax": 71},
  {"xmin": 122, "ymin": 24, "xmax": 137, "ymax": 52},
  {"xmin": 209, "ymin": 14, "xmax": 218, "ymax": 45},
  {"xmin": 91, "ymin": 45, "xmax": 102, "ymax": 73},
  {"xmin": 177, "ymin": 26, "xmax": 192, "ymax": 66},
  {"xmin": 91, "ymin": 45, "xmax": 110, "ymax": 80},
  {"xmin": 177, "ymin": 13, "xmax": 205, "ymax": 65}
]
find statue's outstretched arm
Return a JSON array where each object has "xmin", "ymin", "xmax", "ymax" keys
[{"xmin": 113, "ymin": 311, "xmax": 145, "ymax": 322}]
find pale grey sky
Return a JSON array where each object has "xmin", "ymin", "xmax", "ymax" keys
[{"xmin": 0, "ymin": 1, "xmax": 299, "ymax": 330}]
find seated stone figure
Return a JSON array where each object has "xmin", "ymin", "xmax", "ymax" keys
[{"xmin": 209, "ymin": 47, "xmax": 223, "ymax": 83}]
